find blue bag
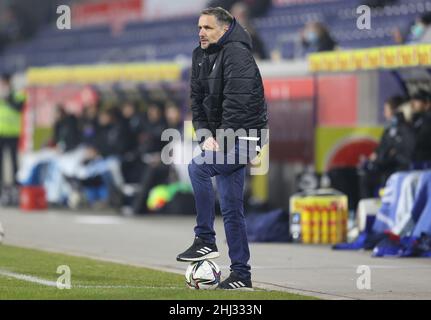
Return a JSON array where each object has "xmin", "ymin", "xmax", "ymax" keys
[{"xmin": 246, "ymin": 209, "xmax": 290, "ymax": 242}]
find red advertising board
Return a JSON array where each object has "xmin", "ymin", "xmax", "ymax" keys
[
  {"xmin": 72, "ymin": 0, "xmax": 143, "ymax": 28},
  {"xmin": 317, "ymin": 75, "xmax": 357, "ymax": 127},
  {"xmin": 263, "ymin": 77, "xmax": 314, "ymax": 101},
  {"xmin": 263, "ymin": 78, "xmax": 315, "ymax": 163}
]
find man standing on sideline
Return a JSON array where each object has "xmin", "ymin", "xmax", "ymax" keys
[
  {"xmin": 176, "ymin": 7, "xmax": 268, "ymax": 290},
  {"xmin": 0, "ymin": 73, "xmax": 25, "ymax": 191}
]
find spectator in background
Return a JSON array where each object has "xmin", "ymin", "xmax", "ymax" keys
[
  {"xmin": 53, "ymin": 106, "xmax": 80, "ymax": 152},
  {"xmin": 392, "ymin": 22, "xmax": 414, "ymax": 45},
  {"xmin": 132, "ymin": 103, "xmax": 170, "ymax": 214},
  {"xmin": 410, "ymin": 90, "xmax": 431, "ymax": 167},
  {"xmin": 230, "ymin": 2, "xmax": 268, "ymax": 60},
  {"xmin": 120, "ymin": 101, "xmax": 145, "ymax": 184},
  {"xmin": 359, "ymin": 95, "xmax": 415, "ymax": 199},
  {"xmin": 0, "ymin": 6, "xmax": 18, "ymax": 53},
  {"xmin": 0, "ymin": 0, "xmax": 63, "ymax": 53},
  {"xmin": 300, "ymin": 21, "xmax": 337, "ymax": 56},
  {"xmin": 121, "ymin": 101, "xmax": 144, "ymax": 154},
  {"xmin": 406, "ymin": 13, "xmax": 431, "ymax": 44},
  {"xmin": 164, "ymin": 102, "xmax": 191, "ymax": 184},
  {"xmin": 139, "ymin": 103, "xmax": 167, "ymax": 155},
  {"xmin": 0, "ymin": 73, "xmax": 26, "ymax": 189},
  {"xmin": 94, "ymin": 108, "xmax": 128, "ymax": 158},
  {"xmin": 79, "ymin": 103, "xmax": 99, "ymax": 146},
  {"xmin": 165, "ymin": 101, "xmax": 183, "ymax": 131},
  {"xmin": 76, "ymin": 108, "xmax": 128, "ymax": 209}
]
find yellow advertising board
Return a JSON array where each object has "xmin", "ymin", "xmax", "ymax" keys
[
  {"xmin": 309, "ymin": 44, "xmax": 431, "ymax": 72},
  {"xmin": 381, "ymin": 46, "xmax": 400, "ymax": 69},
  {"xmin": 27, "ymin": 63, "xmax": 182, "ymax": 85},
  {"xmin": 418, "ymin": 44, "xmax": 431, "ymax": 66},
  {"xmin": 363, "ymin": 48, "xmax": 381, "ymax": 70},
  {"xmin": 399, "ymin": 45, "xmax": 419, "ymax": 67},
  {"xmin": 315, "ymin": 127, "xmax": 384, "ymax": 174}
]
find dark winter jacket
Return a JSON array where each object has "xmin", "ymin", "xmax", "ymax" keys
[
  {"xmin": 123, "ymin": 113, "xmax": 145, "ymax": 153},
  {"xmin": 94, "ymin": 122, "xmax": 128, "ymax": 157},
  {"xmin": 412, "ymin": 111, "xmax": 431, "ymax": 163},
  {"xmin": 190, "ymin": 19, "xmax": 268, "ymax": 143},
  {"xmin": 139, "ymin": 119, "xmax": 167, "ymax": 155},
  {"xmin": 79, "ymin": 116, "xmax": 99, "ymax": 146},
  {"xmin": 53, "ymin": 115, "xmax": 80, "ymax": 152},
  {"xmin": 374, "ymin": 113, "xmax": 415, "ymax": 172}
]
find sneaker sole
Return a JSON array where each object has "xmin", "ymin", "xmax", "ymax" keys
[
  {"xmin": 176, "ymin": 252, "xmax": 220, "ymax": 262},
  {"xmin": 218, "ymin": 286, "xmax": 254, "ymax": 291}
]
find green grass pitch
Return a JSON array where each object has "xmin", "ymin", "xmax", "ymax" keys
[{"xmin": 0, "ymin": 244, "xmax": 316, "ymax": 300}]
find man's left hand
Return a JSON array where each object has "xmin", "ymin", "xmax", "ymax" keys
[{"xmin": 202, "ymin": 137, "xmax": 220, "ymax": 151}]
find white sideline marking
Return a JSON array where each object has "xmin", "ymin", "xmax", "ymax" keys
[
  {"xmin": 0, "ymin": 269, "xmax": 58, "ymax": 287},
  {"xmin": 74, "ymin": 216, "xmax": 124, "ymax": 225},
  {"xmin": 0, "ymin": 269, "xmax": 182, "ymax": 289}
]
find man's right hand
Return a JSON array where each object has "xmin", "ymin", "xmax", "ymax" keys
[
  {"xmin": 369, "ymin": 152, "xmax": 377, "ymax": 162},
  {"xmin": 202, "ymin": 137, "xmax": 220, "ymax": 151}
]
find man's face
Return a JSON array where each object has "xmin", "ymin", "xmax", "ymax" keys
[
  {"xmin": 0, "ymin": 80, "xmax": 10, "ymax": 99},
  {"xmin": 122, "ymin": 103, "xmax": 134, "ymax": 118},
  {"xmin": 198, "ymin": 15, "xmax": 228, "ymax": 49},
  {"xmin": 383, "ymin": 103, "xmax": 394, "ymax": 121},
  {"xmin": 165, "ymin": 106, "xmax": 181, "ymax": 126},
  {"xmin": 411, "ymin": 99, "xmax": 427, "ymax": 114},
  {"xmin": 98, "ymin": 112, "xmax": 111, "ymax": 126}
]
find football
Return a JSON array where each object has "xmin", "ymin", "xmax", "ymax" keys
[{"xmin": 185, "ymin": 260, "xmax": 221, "ymax": 290}]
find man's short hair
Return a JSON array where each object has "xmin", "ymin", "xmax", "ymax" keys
[
  {"xmin": 411, "ymin": 89, "xmax": 431, "ymax": 103},
  {"xmin": 420, "ymin": 12, "xmax": 431, "ymax": 26},
  {"xmin": 201, "ymin": 7, "xmax": 233, "ymax": 26},
  {"xmin": 0, "ymin": 73, "xmax": 11, "ymax": 83},
  {"xmin": 385, "ymin": 95, "xmax": 406, "ymax": 111}
]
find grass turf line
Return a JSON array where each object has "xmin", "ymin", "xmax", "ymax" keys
[{"xmin": 0, "ymin": 244, "xmax": 316, "ymax": 300}]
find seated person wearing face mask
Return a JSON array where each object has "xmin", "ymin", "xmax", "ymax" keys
[
  {"xmin": 300, "ymin": 21, "xmax": 337, "ymax": 56},
  {"xmin": 358, "ymin": 95, "xmax": 415, "ymax": 199},
  {"xmin": 410, "ymin": 90, "xmax": 431, "ymax": 167},
  {"xmin": 407, "ymin": 12, "xmax": 431, "ymax": 44}
]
